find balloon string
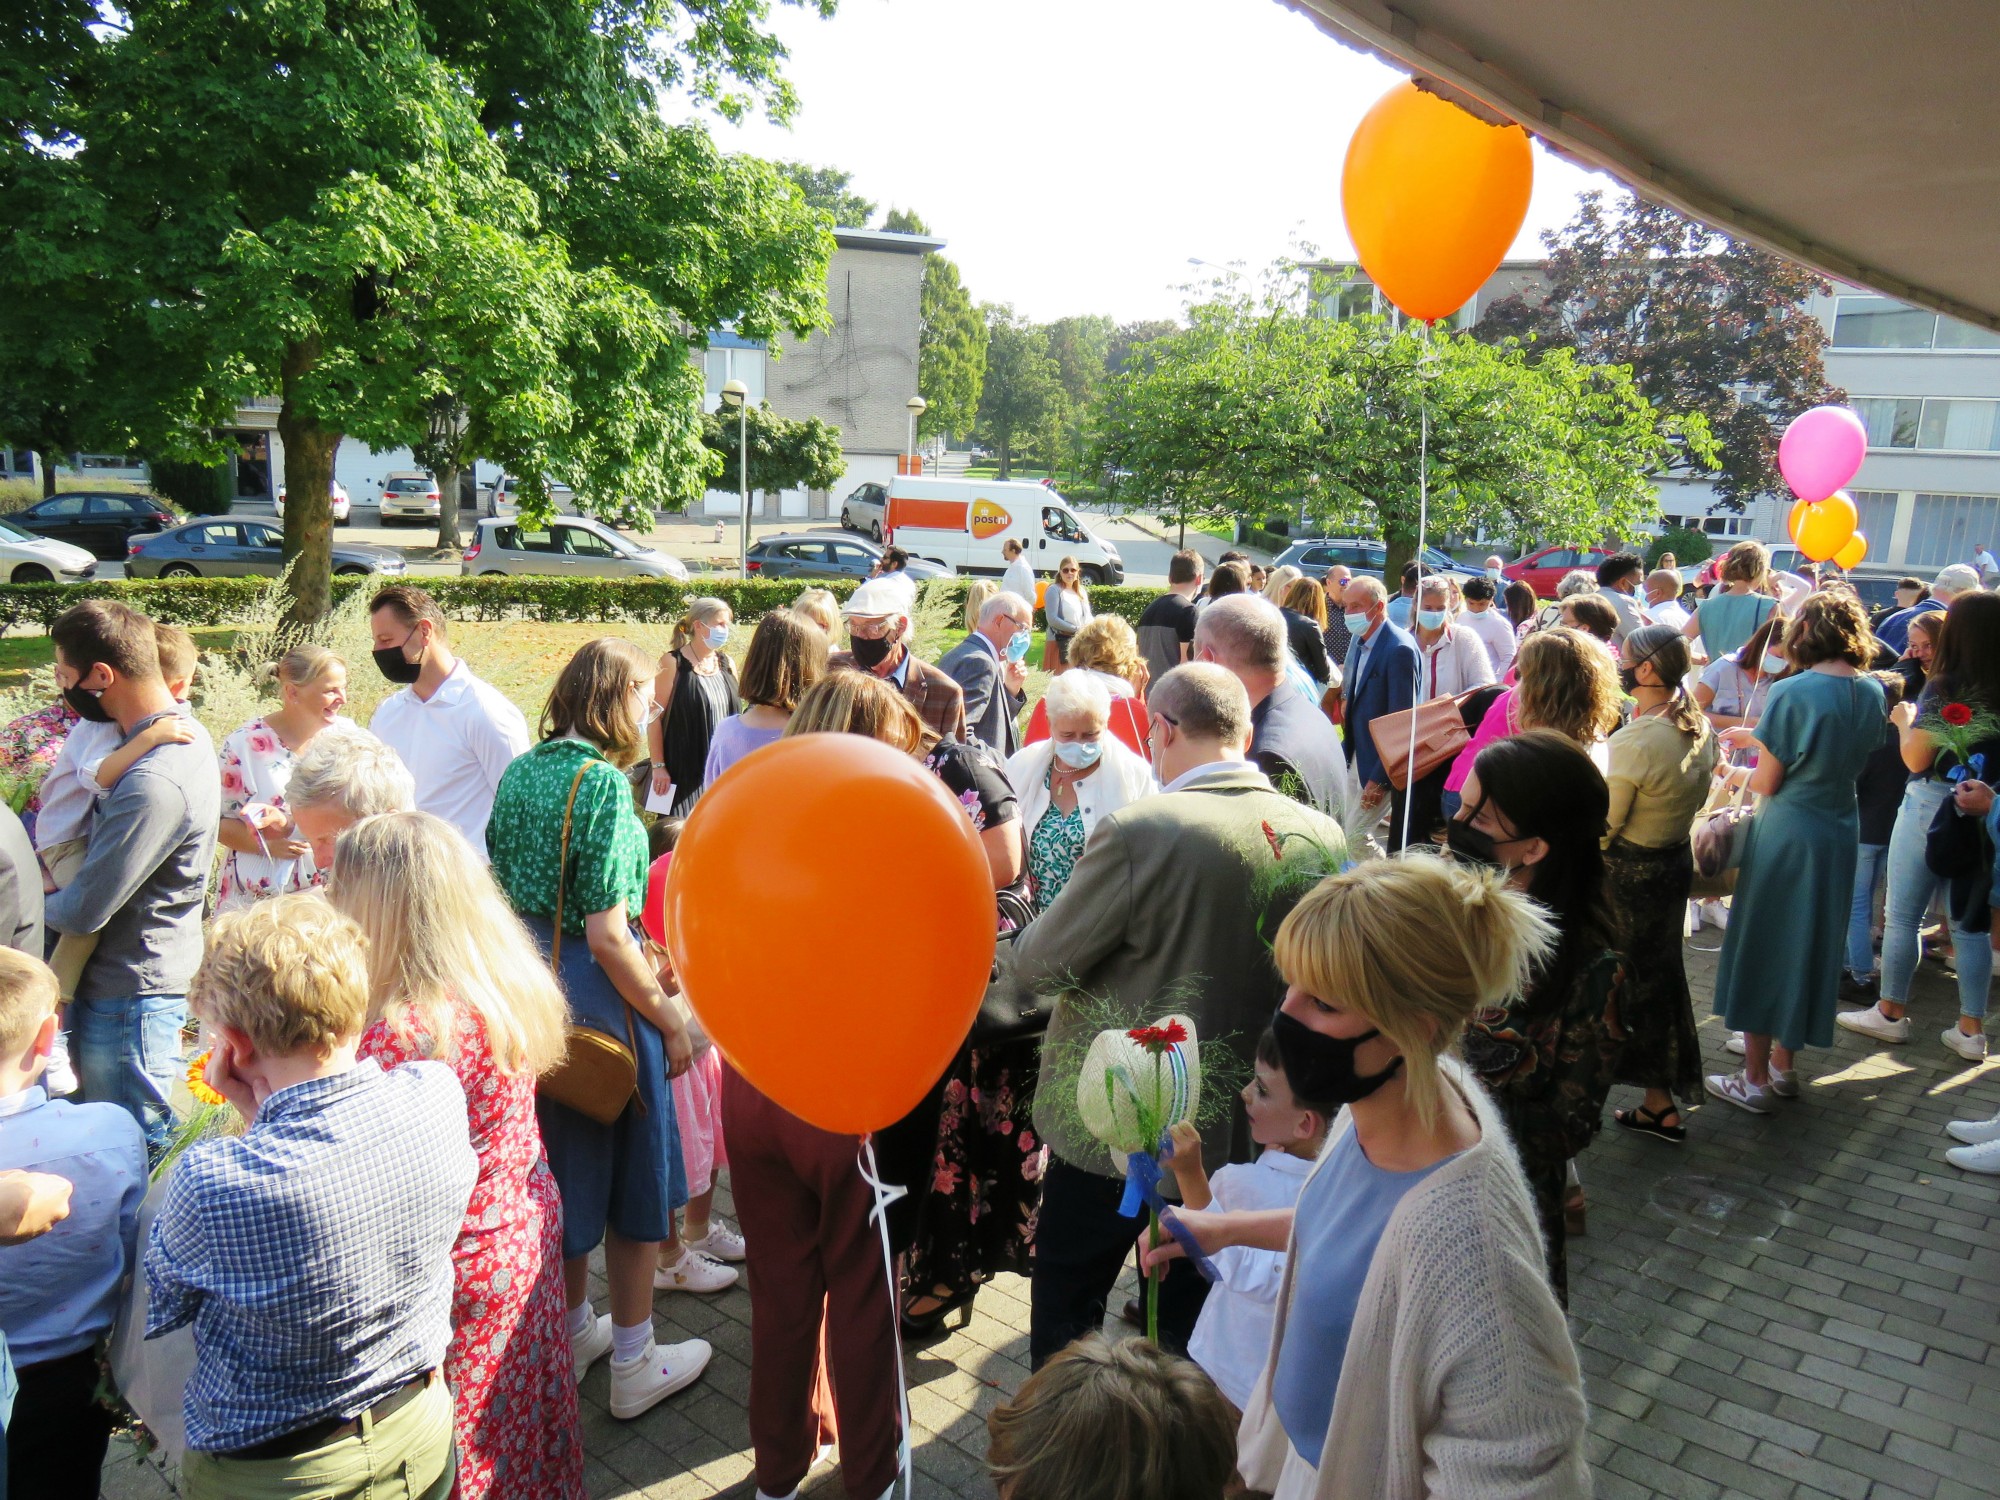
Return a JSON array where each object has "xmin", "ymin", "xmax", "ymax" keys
[
  {"xmin": 1401, "ymin": 319, "xmax": 1432, "ymax": 851},
  {"xmin": 858, "ymin": 1134, "xmax": 915, "ymax": 1499}
]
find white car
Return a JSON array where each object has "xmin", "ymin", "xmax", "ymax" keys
[
  {"xmin": 462, "ymin": 516, "xmax": 688, "ymax": 580},
  {"xmin": 378, "ymin": 470, "xmax": 443, "ymax": 525},
  {"xmin": 0, "ymin": 515, "xmax": 97, "ymax": 582},
  {"xmin": 477, "ymin": 474, "xmax": 577, "ymax": 518},
  {"xmin": 274, "ymin": 480, "xmax": 352, "ymax": 524}
]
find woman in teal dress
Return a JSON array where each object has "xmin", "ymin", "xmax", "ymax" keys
[
  {"xmin": 1707, "ymin": 591, "xmax": 1885, "ymax": 1115},
  {"xmin": 1684, "ymin": 539, "xmax": 1780, "ymax": 663}
]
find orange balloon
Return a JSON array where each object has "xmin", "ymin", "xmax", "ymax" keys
[
  {"xmin": 1787, "ymin": 497, "xmax": 1810, "ymax": 542},
  {"xmin": 1796, "ymin": 493, "xmax": 1859, "ymax": 562},
  {"xmin": 663, "ymin": 734, "xmax": 995, "ymax": 1135},
  {"xmin": 1834, "ymin": 531, "xmax": 1868, "ymax": 571},
  {"xmin": 1342, "ymin": 80, "xmax": 1534, "ymax": 322},
  {"xmin": 1034, "ymin": 578, "xmax": 1049, "ymax": 612}
]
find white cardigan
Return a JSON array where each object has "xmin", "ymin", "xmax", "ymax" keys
[
  {"xmin": 1004, "ymin": 736, "xmax": 1154, "ymax": 841},
  {"xmin": 1416, "ymin": 623, "xmax": 1497, "ymax": 701},
  {"xmin": 1237, "ymin": 1060, "xmax": 1591, "ymax": 1500}
]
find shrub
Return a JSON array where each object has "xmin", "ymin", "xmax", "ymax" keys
[
  {"xmin": 1646, "ymin": 524, "xmax": 1713, "ymax": 570},
  {"xmin": 148, "ymin": 460, "xmax": 234, "ymax": 516}
]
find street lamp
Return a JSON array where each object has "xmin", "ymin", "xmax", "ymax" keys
[
  {"xmin": 721, "ymin": 378, "xmax": 749, "ymax": 574},
  {"xmin": 905, "ymin": 395, "xmax": 927, "ymax": 473}
]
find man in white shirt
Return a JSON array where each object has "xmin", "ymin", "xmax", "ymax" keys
[
  {"xmin": 1456, "ymin": 576, "xmax": 1517, "ymax": 673},
  {"xmin": 366, "ymin": 584, "xmax": 530, "ymax": 860},
  {"xmin": 1641, "ymin": 569, "xmax": 1691, "ymax": 631},
  {"xmin": 1976, "ymin": 542, "xmax": 2000, "ymax": 588},
  {"xmin": 1001, "ymin": 538, "xmax": 1036, "ymax": 608}
]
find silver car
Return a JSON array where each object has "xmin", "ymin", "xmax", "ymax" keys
[
  {"xmin": 462, "ymin": 516, "xmax": 689, "ymax": 580},
  {"xmin": 126, "ymin": 518, "xmax": 406, "ymax": 578}
]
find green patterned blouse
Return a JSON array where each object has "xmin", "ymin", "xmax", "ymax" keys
[{"xmin": 488, "ymin": 737, "xmax": 648, "ymax": 934}]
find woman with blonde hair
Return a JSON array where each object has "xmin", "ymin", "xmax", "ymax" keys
[
  {"xmin": 789, "ymin": 586, "xmax": 841, "ymax": 639},
  {"xmin": 1261, "ymin": 564, "xmax": 1303, "ymax": 605},
  {"xmin": 1023, "ymin": 614, "xmax": 1152, "ymax": 758},
  {"xmin": 1044, "ymin": 555, "xmax": 1093, "ymax": 669},
  {"xmin": 963, "ymin": 578, "xmax": 1000, "ymax": 633},
  {"xmin": 215, "ymin": 642, "xmax": 352, "ymax": 911},
  {"xmin": 334, "ymin": 811, "xmax": 583, "ymax": 1499},
  {"xmin": 1144, "ymin": 855, "xmax": 1589, "ymax": 1498},
  {"xmin": 1440, "ymin": 626, "xmax": 1620, "ymax": 819},
  {"xmin": 648, "ymin": 596, "xmax": 739, "ymax": 816},
  {"xmin": 1280, "ymin": 576, "xmax": 1334, "ymax": 693},
  {"xmin": 1685, "ymin": 538, "xmax": 1776, "ymax": 662}
]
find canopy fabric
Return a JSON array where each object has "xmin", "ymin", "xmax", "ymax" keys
[{"xmin": 1283, "ymin": 0, "xmax": 2000, "ymax": 331}]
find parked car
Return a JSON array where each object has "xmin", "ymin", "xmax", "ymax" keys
[
  {"xmin": 1504, "ymin": 544, "xmax": 1618, "ymax": 597},
  {"xmin": 378, "ymin": 471, "xmax": 442, "ymax": 525},
  {"xmin": 0, "ymin": 516, "xmax": 98, "ymax": 582},
  {"xmin": 274, "ymin": 480, "xmax": 352, "ymax": 524},
  {"xmin": 477, "ymin": 474, "xmax": 577, "ymax": 518},
  {"xmin": 11, "ymin": 490, "xmax": 178, "ymax": 561},
  {"xmin": 126, "ymin": 519, "xmax": 404, "ymax": 578},
  {"xmin": 1274, "ymin": 537, "xmax": 1480, "ymax": 584},
  {"xmin": 839, "ymin": 482, "xmax": 890, "ymax": 540},
  {"xmin": 745, "ymin": 532, "xmax": 949, "ymax": 583},
  {"xmin": 461, "ymin": 516, "xmax": 689, "ymax": 580}
]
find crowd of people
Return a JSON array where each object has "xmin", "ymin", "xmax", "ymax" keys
[{"xmin": 0, "ymin": 531, "xmax": 1995, "ymax": 1500}]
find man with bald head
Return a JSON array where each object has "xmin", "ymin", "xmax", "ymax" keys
[
  {"xmin": 1193, "ymin": 594, "xmax": 1350, "ymax": 817},
  {"xmin": 1011, "ymin": 662, "xmax": 1346, "ymax": 1367},
  {"xmin": 1340, "ymin": 574, "xmax": 1421, "ymax": 850}
]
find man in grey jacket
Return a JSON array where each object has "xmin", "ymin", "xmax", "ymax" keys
[
  {"xmin": 45, "ymin": 601, "xmax": 219, "ymax": 1161},
  {"xmin": 1013, "ymin": 662, "xmax": 1346, "ymax": 1366},
  {"xmin": 936, "ymin": 591, "xmax": 1032, "ymax": 758}
]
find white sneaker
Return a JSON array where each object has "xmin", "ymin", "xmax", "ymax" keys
[
  {"xmin": 1705, "ymin": 1070, "xmax": 1774, "ymax": 1115},
  {"xmin": 653, "ymin": 1247, "xmax": 738, "ymax": 1294},
  {"xmin": 1700, "ymin": 899, "xmax": 1730, "ymax": 930},
  {"xmin": 1944, "ymin": 1137, "xmax": 2000, "ymax": 1175},
  {"xmin": 687, "ymin": 1221, "xmax": 747, "ymax": 1263},
  {"xmin": 571, "ymin": 1311, "xmax": 612, "ymax": 1385},
  {"xmin": 1687, "ymin": 901, "xmax": 1704, "ymax": 933},
  {"xmin": 1942, "ymin": 1026, "xmax": 1990, "ymax": 1062},
  {"xmin": 1835, "ymin": 1006, "xmax": 1910, "ymax": 1044},
  {"xmin": 1945, "ymin": 1111, "xmax": 2000, "ymax": 1145},
  {"xmin": 44, "ymin": 1030, "xmax": 77, "ymax": 1096},
  {"xmin": 1768, "ymin": 1067, "xmax": 1800, "ymax": 1099},
  {"xmin": 608, "ymin": 1337, "xmax": 713, "ymax": 1419},
  {"xmin": 1726, "ymin": 1031, "xmax": 1747, "ymax": 1056}
]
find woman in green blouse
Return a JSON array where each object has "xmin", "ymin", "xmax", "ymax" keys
[{"xmin": 488, "ymin": 638, "xmax": 706, "ymax": 1422}]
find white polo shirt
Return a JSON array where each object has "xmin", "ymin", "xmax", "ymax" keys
[
  {"xmin": 369, "ymin": 660, "xmax": 531, "ymax": 860},
  {"xmin": 1459, "ymin": 605, "xmax": 1518, "ymax": 675}
]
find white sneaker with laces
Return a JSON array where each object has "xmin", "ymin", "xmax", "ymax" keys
[
  {"xmin": 1704, "ymin": 1070, "xmax": 1774, "ymax": 1115},
  {"xmin": 1725, "ymin": 1031, "xmax": 1747, "ymax": 1056},
  {"xmin": 609, "ymin": 1337, "xmax": 712, "ymax": 1419},
  {"xmin": 653, "ymin": 1247, "xmax": 738, "ymax": 1294},
  {"xmin": 44, "ymin": 1030, "xmax": 78, "ymax": 1096},
  {"xmin": 688, "ymin": 1221, "xmax": 747, "ymax": 1263},
  {"xmin": 1941, "ymin": 1026, "xmax": 1989, "ymax": 1062},
  {"xmin": 1835, "ymin": 1005, "xmax": 1910, "ymax": 1044},
  {"xmin": 1944, "ymin": 1136, "xmax": 2000, "ymax": 1174},
  {"xmin": 571, "ymin": 1311, "xmax": 612, "ymax": 1385},
  {"xmin": 1946, "ymin": 1110, "xmax": 2000, "ymax": 1145}
]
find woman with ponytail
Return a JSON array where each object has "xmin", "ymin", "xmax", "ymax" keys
[{"xmin": 1603, "ymin": 625, "xmax": 1720, "ymax": 1144}]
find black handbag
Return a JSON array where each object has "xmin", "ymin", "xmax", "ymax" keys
[{"xmin": 970, "ymin": 928, "xmax": 1053, "ymax": 1046}]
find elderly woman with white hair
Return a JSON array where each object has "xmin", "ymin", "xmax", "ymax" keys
[
  {"xmin": 1006, "ymin": 671, "xmax": 1154, "ymax": 909},
  {"xmin": 286, "ymin": 723, "xmax": 418, "ymax": 870},
  {"xmin": 1413, "ymin": 574, "xmax": 1496, "ymax": 701}
]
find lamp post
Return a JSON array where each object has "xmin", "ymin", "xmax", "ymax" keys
[
  {"xmin": 905, "ymin": 395, "xmax": 927, "ymax": 474},
  {"xmin": 721, "ymin": 378, "xmax": 749, "ymax": 573}
]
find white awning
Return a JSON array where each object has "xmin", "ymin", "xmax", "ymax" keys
[{"xmin": 1282, "ymin": 0, "xmax": 2000, "ymax": 330}]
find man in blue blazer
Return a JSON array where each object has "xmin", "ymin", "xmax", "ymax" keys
[{"xmin": 1339, "ymin": 575, "xmax": 1422, "ymax": 849}]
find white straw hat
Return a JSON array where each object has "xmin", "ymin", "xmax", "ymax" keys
[{"xmin": 1075, "ymin": 1013, "xmax": 1204, "ymax": 1176}]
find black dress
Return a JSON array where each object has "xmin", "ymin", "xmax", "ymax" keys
[{"xmin": 659, "ymin": 648, "xmax": 738, "ymax": 817}]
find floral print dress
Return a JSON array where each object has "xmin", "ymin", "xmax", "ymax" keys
[
  {"xmin": 215, "ymin": 716, "xmax": 349, "ymax": 911},
  {"xmin": 1024, "ymin": 765, "xmax": 1088, "ymax": 910},
  {"xmin": 0, "ymin": 696, "xmax": 80, "ymax": 842},
  {"xmin": 359, "ymin": 1001, "xmax": 585, "ymax": 1500}
]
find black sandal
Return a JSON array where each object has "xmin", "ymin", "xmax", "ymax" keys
[{"xmin": 1615, "ymin": 1102, "xmax": 1686, "ymax": 1143}]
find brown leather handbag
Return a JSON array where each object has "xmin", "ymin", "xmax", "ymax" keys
[
  {"xmin": 1367, "ymin": 690, "xmax": 1478, "ymax": 790},
  {"xmin": 535, "ymin": 761, "xmax": 641, "ymax": 1126}
]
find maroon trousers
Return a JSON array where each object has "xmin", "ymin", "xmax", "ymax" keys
[{"xmin": 721, "ymin": 1063, "xmax": 902, "ymax": 1500}]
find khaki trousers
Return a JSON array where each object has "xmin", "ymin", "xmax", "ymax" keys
[{"xmin": 179, "ymin": 1376, "xmax": 455, "ymax": 1500}]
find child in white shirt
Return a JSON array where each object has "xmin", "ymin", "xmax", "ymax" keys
[{"xmin": 1166, "ymin": 1028, "xmax": 1327, "ymax": 1412}]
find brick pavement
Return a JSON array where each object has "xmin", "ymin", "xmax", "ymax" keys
[{"xmin": 101, "ymin": 930, "xmax": 2000, "ymax": 1499}]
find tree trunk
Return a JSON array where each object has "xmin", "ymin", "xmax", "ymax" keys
[
  {"xmin": 433, "ymin": 462, "xmax": 462, "ymax": 552},
  {"xmin": 37, "ymin": 453, "xmax": 56, "ymax": 499},
  {"xmin": 275, "ymin": 340, "xmax": 337, "ymax": 624},
  {"xmin": 997, "ymin": 436, "xmax": 1011, "ymax": 481},
  {"xmin": 1382, "ymin": 534, "xmax": 1416, "ymax": 600}
]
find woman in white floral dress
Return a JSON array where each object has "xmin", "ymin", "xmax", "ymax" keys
[{"xmin": 215, "ymin": 644, "xmax": 352, "ymax": 911}]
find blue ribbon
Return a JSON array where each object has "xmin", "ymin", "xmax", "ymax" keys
[
  {"xmin": 1118, "ymin": 1148, "xmax": 1167, "ymax": 1219},
  {"xmin": 1949, "ymin": 751, "xmax": 1988, "ymax": 786},
  {"xmin": 1163, "ymin": 1209, "xmax": 1225, "ymax": 1284}
]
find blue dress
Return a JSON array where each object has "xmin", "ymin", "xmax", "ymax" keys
[
  {"xmin": 1694, "ymin": 590, "xmax": 1776, "ymax": 662},
  {"xmin": 1713, "ymin": 671, "xmax": 1886, "ymax": 1049}
]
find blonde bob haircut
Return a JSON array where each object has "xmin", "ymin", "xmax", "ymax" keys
[
  {"xmin": 329, "ymin": 811, "xmax": 568, "ymax": 1076},
  {"xmin": 785, "ymin": 670, "xmax": 925, "ymax": 754},
  {"xmin": 1514, "ymin": 627, "xmax": 1622, "ymax": 743},
  {"xmin": 1272, "ymin": 853, "xmax": 1556, "ymax": 1130},
  {"xmin": 1068, "ymin": 614, "xmax": 1147, "ymax": 690},
  {"xmin": 540, "ymin": 637, "xmax": 655, "ymax": 767},
  {"xmin": 192, "ymin": 893, "xmax": 373, "ymax": 1056},
  {"xmin": 962, "ymin": 578, "xmax": 999, "ymax": 633}
]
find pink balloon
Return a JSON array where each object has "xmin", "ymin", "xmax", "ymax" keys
[{"xmin": 1778, "ymin": 406, "xmax": 1867, "ymax": 503}]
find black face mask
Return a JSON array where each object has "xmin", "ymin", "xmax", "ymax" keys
[
  {"xmin": 849, "ymin": 632, "xmax": 895, "ymax": 670},
  {"xmin": 1617, "ymin": 665, "xmax": 1638, "ymax": 694},
  {"xmin": 62, "ymin": 683, "xmax": 115, "ymax": 724},
  {"xmin": 1445, "ymin": 815, "xmax": 1502, "ymax": 869},
  {"xmin": 373, "ymin": 629, "xmax": 423, "ymax": 685},
  {"xmin": 1271, "ymin": 1008, "xmax": 1403, "ymax": 1109}
]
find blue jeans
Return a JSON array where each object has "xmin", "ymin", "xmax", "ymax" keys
[
  {"xmin": 74, "ymin": 992, "xmax": 184, "ymax": 1162},
  {"xmin": 1846, "ymin": 842, "xmax": 1888, "ymax": 979},
  {"xmin": 1879, "ymin": 781, "xmax": 1991, "ymax": 1019}
]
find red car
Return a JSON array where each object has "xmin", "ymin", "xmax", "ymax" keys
[{"xmin": 1504, "ymin": 545, "xmax": 1616, "ymax": 598}]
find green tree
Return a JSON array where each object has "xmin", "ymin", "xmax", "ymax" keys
[
  {"xmin": 1107, "ymin": 319, "xmax": 1179, "ymax": 377},
  {"xmin": 975, "ymin": 309, "xmax": 1063, "ymax": 479},
  {"xmin": 777, "ymin": 162, "xmax": 877, "ymax": 228},
  {"xmin": 1044, "ymin": 315, "xmax": 1113, "ymax": 481},
  {"xmin": 1477, "ymin": 190, "xmax": 1838, "ymax": 510},
  {"xmin": 701, "ymin": 400, "xmax": 845, "ymax": 515}
]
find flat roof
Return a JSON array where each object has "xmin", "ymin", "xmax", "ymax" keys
[{"xmin": 833, "ymin": 227, "xmax": 948, "ymax": 254}]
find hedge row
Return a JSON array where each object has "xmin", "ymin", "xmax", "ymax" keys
[{"xmin": 0, "ymin": 575, "xmax": 1169, "ymax": 632}]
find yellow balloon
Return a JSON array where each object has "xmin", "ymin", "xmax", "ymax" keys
[
  {"xmin": 1342, "ymin": 81, "xmax": 1534, "ymax": 322},
  {"xmin": 1787, "ymin": 497, "xmax": 1810, "ymax": 542},
  {"xmin": 1796, "ymin": 495, "xmax": 1859, "ymax": 563},
  {"xmin": 1833, "ymin": 532, "xmax": 1867, "ymax": 571}
]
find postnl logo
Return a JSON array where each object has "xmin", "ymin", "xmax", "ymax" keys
[{"xmin": 970, "ymin": 499, "xmax": 1012, "ymax": 539}]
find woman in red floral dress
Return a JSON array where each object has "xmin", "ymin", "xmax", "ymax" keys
[{"xmin": 330, "ymin": 810, "xmax": 585, "ymax": 1500}]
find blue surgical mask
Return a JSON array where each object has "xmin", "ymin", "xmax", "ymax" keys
[
  {"xmin": 1342, "ymin": 612, "xmax": 1372, "ymax": 635},
  {"xmin": 1005, "ymin": 629, "xmax": 1032, "ymax": 662},
  {"xmin": 1763, "ymin": 653, "xmax": 1786, "ymax": 675},
  {"xmin": 706, "ymin": 625, "xmax": 730, "ymax": 649},
  {"xmin": 1417, "ymin": 609, "xmax": 1448, "ymax": 631},
  {"xmin": 1485, "ymin": 567, "xmax": 1503, "ymax": 581},
  {"xmin": 1053, "ymin": 739, "xmax": 1103, "ymax": 770}
]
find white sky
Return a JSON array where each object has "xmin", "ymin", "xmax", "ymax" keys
[{"xmin": 692, "ymin": 0, "xmax": 1624, "ymax": 324}]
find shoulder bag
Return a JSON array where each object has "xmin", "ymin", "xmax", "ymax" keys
[
  {"xmin": 535, "ymin": 760, "xmax": 641, "ymax": 1126},
  {"xmin": 1689, "ymin": 769, "xmax": 1753, "ymax": 899},
  {"xmin": 1367, "ymin": 688, "xmax": 1479, "ymax": 790}
]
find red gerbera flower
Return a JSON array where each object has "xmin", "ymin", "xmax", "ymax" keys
[
  {"xmin": 1943, "ymin": 702, "xmax": 1974, "ymax": 726},
  {"xmin": 1261, "ymin": 820, "xmax": 1286, "ymax": 860},
  {"xmin": 1127, "ymin": 1021, "xmax": 1189, "ymax": 1050}
]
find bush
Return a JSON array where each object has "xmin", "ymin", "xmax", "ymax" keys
[
  {"xmin": 148, "ymin": 460, "xmax": 234, "ymax": 517},
  {"xmin": 1646, "ymin": 524, "xmax": 1713, "ymax": 570}
]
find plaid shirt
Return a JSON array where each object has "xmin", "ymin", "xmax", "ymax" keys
[
  {"xmin": 145, "ymin": 1060, "xmax": 477, "ymax": 1453},
  {"xmin": 830, "ymin": 650, "xmax": 968, "ymax": 742}
]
